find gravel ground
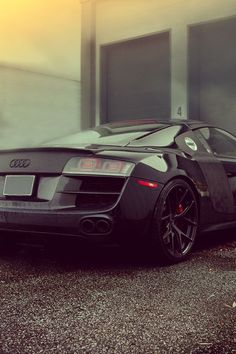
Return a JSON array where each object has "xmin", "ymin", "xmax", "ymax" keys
[{"xmin": 0, "ymin": 231, "xmax": 235, "ymax": 354}]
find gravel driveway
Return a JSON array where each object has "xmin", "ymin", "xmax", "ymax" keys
[{"xmin": 0, "ymin": 231, "xmax": 235, "ymax": 354}]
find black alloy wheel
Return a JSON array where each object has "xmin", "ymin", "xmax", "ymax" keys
[{"xmin": 151, "ymin": 179, "xmax": 199, "ymax": 263}]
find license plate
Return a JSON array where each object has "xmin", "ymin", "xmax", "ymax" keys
[{"xmin": 3, "ymin": 175, "xmax": 35, "ymax": 196}]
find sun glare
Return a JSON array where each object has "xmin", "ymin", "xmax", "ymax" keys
[{"xmin": 0, "ymin": 0, "xmax": 81, "ymax": 78}]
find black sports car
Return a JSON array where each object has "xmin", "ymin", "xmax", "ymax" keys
[{"xmin": 0, "ymin": 119, "xmax": 236, "ymax": 262}]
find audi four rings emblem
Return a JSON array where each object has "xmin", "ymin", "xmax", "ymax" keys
[{"xmin": 9, "ymin": 159, "xmax": 31, "ymax": 168}]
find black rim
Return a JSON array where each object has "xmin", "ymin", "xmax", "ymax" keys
[{"xmin": 160, "ymin": 184, "xmax": 198, "ymax": 257}]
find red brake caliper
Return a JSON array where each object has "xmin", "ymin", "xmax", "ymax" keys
[{"xmin": 176, "ymin": 204, "xmax": 184, "ymax": 214}]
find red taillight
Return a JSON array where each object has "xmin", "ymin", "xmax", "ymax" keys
[
  {"xmin": 80, "ymin": 158, "xmax": 101, "ymax": 171},
  {"xmin": 79, "ymin": 158, "xmax": 124, "ymax": 173},
  {"xmin": 103, "ymin": 160, "xmax": 125, "ymax": 173},
  {"xmin": 63, "ymin": 157, "xmax": 135, "ymax": 176},
  {"xmin": 137, "ymin": 180, "xmax": 158, "ymax": 188}
]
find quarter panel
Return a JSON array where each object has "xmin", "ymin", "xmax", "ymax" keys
[{"xmin": 113, "ymin": 176, "xmax": 163, "ymax": 242}]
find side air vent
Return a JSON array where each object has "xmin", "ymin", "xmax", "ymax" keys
[
  {"xmin": 79, "ymin": 177, "xmax": 125, "ymax": 193},
  {"xmin": 75, "ymin": 176, "xmax": 126, "ymax": 211}
]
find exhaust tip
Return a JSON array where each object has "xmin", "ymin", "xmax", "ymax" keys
[
  {"xmin": 96, "ymin": 219, "xmax": 111, "ymax": 234},
  {"xmin": 80, "ymin": 219, "xmax": 95, "ymax": 234}
]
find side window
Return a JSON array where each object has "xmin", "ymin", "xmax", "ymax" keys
[{"xmin": 198, "ymin": 127, "xmax": 236, "ymax": 157}]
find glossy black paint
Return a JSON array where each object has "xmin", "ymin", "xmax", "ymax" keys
[{"xmin": 0, "ymin": 119, "xmax": 235, "ymax": 244}]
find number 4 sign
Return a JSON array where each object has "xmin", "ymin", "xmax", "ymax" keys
[{"xmin": 177, "ymin": 106, "xmax": 182, "ymax": 117}]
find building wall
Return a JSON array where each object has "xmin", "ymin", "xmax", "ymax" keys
[
  {"xmin": 88, "ymin": 0, "xmax": 236, "ymax": 129},
  {"xmin": 0, "ymin": 65, "xmax": 81, "ymax": 148},
  {"xmin": 0, "ymin": 0, "xmax": 81, "ymax": 80},
  {"xmin": 0, "ymin": 0, "xmax": 82, "ymax": 148}
]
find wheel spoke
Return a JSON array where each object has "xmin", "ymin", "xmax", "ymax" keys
[
  {"xmin": 173, "ymin": 229, "xmax": 184, "ymax": 252},
  {"xmin": 162, "ymin": 228, "xmax": 172, "ymax": 243},
  {"xmin": 170, "ymin": 233, "xmax": 175, "ymax": 253},
  {"xmin": 183, "ymin": 217, "xmax": 197, "ymax": 226},
  {"xmin": 161, "ymin": 214, "xmax": 171, "ymax": 221},
  {"xmin": 179, "ymin": 188, "xmax": 189, "ymax": 205},
  {"xmin": 172, "ymin": 223, "xmax": 194, "ymax": 242}
]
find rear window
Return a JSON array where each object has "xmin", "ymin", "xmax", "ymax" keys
[
  {"xmin": 45, "ymin": 122, "xmax": 170, "ymax": 146},
  {"xmin": 128, "ymin": 125, "xmax": 182, "ymax": 147}
]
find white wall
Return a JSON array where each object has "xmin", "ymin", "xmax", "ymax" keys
[
  {"xmin": 0, "ymin": 65, "xmax": 81, "ymax": 148},
  {"xmin": 96, "ymin": 0, "xmax": 236, "ymax": 43},
  {"xmin": 0, "ymin": 0, "xmax": 81, "ymax": 80},
  {"xmin": 0, "ymin": 0, "xmax": 82, "ymax": 148}
]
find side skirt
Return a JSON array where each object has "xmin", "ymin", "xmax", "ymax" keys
[{"xmin": 200, "ymin": 220, "xmax": 236, "ymax": 233}]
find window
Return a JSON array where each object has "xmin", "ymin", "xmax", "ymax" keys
[
  {"xmin": 45, "ymin": 122, "xmax": 169, "ymax": 146},
  {"xmin": 198, "ymin": 127, "xmax": 236, "ymax": 157},
  {"xmin": 128, "ymin": 125, "xmax": 182, "ymax": 147}
]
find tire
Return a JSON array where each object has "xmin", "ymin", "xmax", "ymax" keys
[{"xmin": 151, "ymin": 179, "xmax": 199, "ymax": 263}]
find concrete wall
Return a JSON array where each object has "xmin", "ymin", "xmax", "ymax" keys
[
  {"xmin": 0, "ymin": 65, "xmax": 81, "ymax": 149},
  {"xmin": 87, "ymin": 0, "xmax": 236, "ymax": 123},
  {"xmin": 0, "ymin": 0, "xmax": 82, "ymax": 149},
  {"xmin": 0, "ymin": 0, "xmax": 81, "ymax": 80}
]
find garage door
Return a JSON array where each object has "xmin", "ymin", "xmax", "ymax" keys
[
  {"xmin": 100, "ymin": 32, "xmax": 170, "ymax": 124},
  {"xmin": 189, "ymin": 17, "xmax": 236, "ymax": 134}
]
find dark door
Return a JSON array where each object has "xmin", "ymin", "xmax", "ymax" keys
[
  {"xmin": 189, "ymin": 17, "xmax": 236, "ymax": 135},
  {"xmin": 101, "ymin": 32, "xmax": 170, "ymax": 123}
]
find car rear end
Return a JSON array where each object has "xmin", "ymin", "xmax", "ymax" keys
[{"xmin": 0, "ymin": 147, "xmax": 161, "ymax": 244}]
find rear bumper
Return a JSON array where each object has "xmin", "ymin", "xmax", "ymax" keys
[
  {"xmin": 0, "ymin": 209, "xmax": 114, "ymax": 241},
  {"xmin": 0, "ymin": 179, "xmax": 163, "ymax": 243}
]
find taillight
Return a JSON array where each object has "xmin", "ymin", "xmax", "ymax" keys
[{"xmin": 63, "ymin": 157, "xmax": 135, "ymax": 176}]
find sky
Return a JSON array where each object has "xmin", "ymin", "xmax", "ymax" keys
[{"xmin": 0, "ymin": 0, "xmax": 81, "ymax": 79}]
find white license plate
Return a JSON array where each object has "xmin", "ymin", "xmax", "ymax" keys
[{"xmin": 3, "ymin": 175, "xmax": 35, "ymax": 196}]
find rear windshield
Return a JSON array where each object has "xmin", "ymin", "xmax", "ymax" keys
[
  {"xmin": 128, "ymin": 125, "xmax": 182, "ymax": 147},
  {"xmin": 45, "ymin": 122, "xmax": 169, "ymax": 146}
]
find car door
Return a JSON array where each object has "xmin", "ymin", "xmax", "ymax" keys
[{"xmin": 196, "ymin": 126, "xmax": 236, "ymax": 206}]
